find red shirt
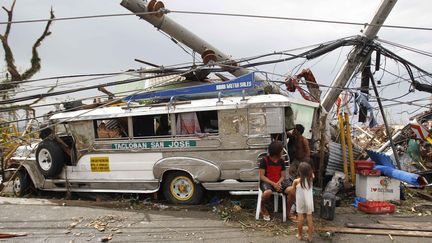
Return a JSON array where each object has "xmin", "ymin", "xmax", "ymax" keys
[{"xmin": 259, "ymin": 156, "xmax": 286, "ymax": 183}]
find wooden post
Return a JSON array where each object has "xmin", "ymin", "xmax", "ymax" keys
[
  {"xmin": 344, "ymin": 112, "xmax": 355, "ymax": 183},
  {"xmin": 338, "ymin": 113, "xmax": 349, "ymax": 182},
  {"xmin": 318, "ymin": 113, "xmax": 328, "ymax": 188}
]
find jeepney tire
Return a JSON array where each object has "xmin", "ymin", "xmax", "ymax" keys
[
  {"xmin": 163, "ymin": 171, "xmax": 204, "ymax": 205},
  {"xmin": 12, "ymin": 170, "xmax": 31, "ymax": 197},
  {"xmin": 36, "ymin": 140, "xmax": 66, "ymax": 178}
]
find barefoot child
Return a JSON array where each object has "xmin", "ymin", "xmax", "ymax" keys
[{"xmin": 293, "ymin": 162, "xmax": 314, "ymax": 241}]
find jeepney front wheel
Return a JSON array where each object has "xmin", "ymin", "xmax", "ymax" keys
[
  {"xmin": 12, "ymin": 170, "xmax": 31, "ymax": 197},
  {"xmin": 163, "ymin": 171, "xmax": 204, "ymax": 205}
]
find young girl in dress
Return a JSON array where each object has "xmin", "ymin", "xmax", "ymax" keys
[{"xmin": 292, "ymin": 162, "xmax": 314, "ymax": 241}]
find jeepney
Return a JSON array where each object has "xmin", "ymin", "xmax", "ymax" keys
[{"xmin": 12, "ymin": 94, "xmax": 318, "ymax": 204}]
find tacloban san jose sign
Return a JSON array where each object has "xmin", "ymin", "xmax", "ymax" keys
[{"xmin": 112, "ymin": 140, "xmax": 197, "ymax": 150}]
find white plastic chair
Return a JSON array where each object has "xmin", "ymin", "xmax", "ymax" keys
[{"xmin": 255, "ymin": 189, "xmax": 287, "ymax": 222}]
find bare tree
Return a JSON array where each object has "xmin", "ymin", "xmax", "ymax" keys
[
  {"xmin": 0, "ymin": 0, "xmax": 55, "ymax": 90},
  {"xmin": 0, "ymin": 0, "xmax": 55, "ymax": 128}
]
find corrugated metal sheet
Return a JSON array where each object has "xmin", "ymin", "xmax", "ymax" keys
[{"xmin": 326, "ymin": 142, "xmax": 361, "ymax": 176}]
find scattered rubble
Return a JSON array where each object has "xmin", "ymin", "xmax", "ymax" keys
[
  {"xmin": 353, "ymin": 124, "xmax": 394, "ymax": 151},
  {"xmin": 86, "ymin": 215, "xmax": 127, "ymax": 232},
  {"xmin": 99, "ymin": 234, "xmax": 113, "ymax": 242}
]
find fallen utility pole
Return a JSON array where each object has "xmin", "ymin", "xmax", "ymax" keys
[
  {"xmin": 369, "ymin": 69, "xmax": 401, "ymax": 169},
  {"xmin": 321, "ymin": 0, "xmax": 397, "ymax": 111},
  {"xmin": 121, "ymin": 0, "xmax": 250, "ymax": 77}
]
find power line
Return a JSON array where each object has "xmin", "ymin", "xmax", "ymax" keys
[
  {"xmin": 377, "ymin": 38, "xmax": 432, "ymax": 58},
  {"xmin": 0, "ymin": 72, "xmax": 184, "ymax": 105},
  {"xmin": 2, "ymin": 37, "xmax": 431, "ymax": 109},
  {"xmin": 1, "ymin": 39, "xmax": 334, "ymax": 88},
  {"xmin": 0, "ymin": 11, "xmax": 160, "ymax": 25},
  {"xmin": 1, "ymin": 74, "xmax": 118, "ymax": 94},
  {"xmin": 0, "ymin": 37, "xmax": 353, "ymax": 94},
  {"xmin": 169, "ymin": 10, "xmax": 432, "ymax": 32},
  {"xmin": 0, "ymin": 61, "xmax": 199, "ymax": 87},
  {"xmin": 0, "ymin": 68, "xmax": 195, "ymax": 146},
  {"xmin": 1, "ymin": 8, "xmax": 431, "ymax": 32}
]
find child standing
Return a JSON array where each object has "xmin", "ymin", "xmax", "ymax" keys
[{"xmin": 292, "ymin": 162, "xmax": 314, "ymax": 241}]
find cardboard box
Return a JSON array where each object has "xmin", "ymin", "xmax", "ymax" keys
[{"xmin": 355, "ymin": 174, "xmax": 400, "ymax": 201}]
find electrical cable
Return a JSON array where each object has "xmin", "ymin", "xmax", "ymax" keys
[
  {"xmin": 0, "ymin": 61, "xmax": 200, "ymax": 87},
  {"xmin": 0, "ymin": 74, "xmax": 119, "ymax": 94},
  {"xmin": 0, "ymin": 68, "xmax": 196, "ymax": 146},
  {"xmin": 1, "ymin": 39, "xmax": 355, "ymax": 98},
  {"xmin": 2, "ymin": 9, "xmax": 432, "ymax": 32},
  {"xmin": 377, "ymin": 38, "xmax": 432, "ymax": 58},
  {"xmin": 0, "ymin": 37, "xmax": 353, "ymax": 90},
  {"xmin": 0, "ymin": 72, "xmax": 184, "ymax": 105},
  {"xmin": 3, "ymin": 36, "xmax": 431, "ymax": 119},
  {"xmin": 169, "ymin": 10, "xmax": 432, "ymax": 31},
  {"xmin": 0, "ymin": 11, "xmax": 161, "ymax": 25}
]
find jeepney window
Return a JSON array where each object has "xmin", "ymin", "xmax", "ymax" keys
[
  {"xmin": 176, "ymin": 111, "xmax": 218, "ymax": 135},
  {"xmin": 198, "ymin": 111, "xmax": 218, "ymax": 133},
  {"xmin": 132, "ymin": 114, "xmax": 171, "ymax": 137},
  {"xmin": 95, "ymin": 118, "xmax": 128, "ymax": 139}
]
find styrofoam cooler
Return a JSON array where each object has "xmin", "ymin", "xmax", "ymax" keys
[{"xmin": 355, "ymin": 174, "xmax": 400, "ymax": 201}]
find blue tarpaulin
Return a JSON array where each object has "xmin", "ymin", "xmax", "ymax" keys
[
  {"xmin": 367, "ymin": 150, "xmax": 395, "ymax": 168},
  {"xmin": 367, "ymin": 150, "xmax": 421, "ymax": 186}
]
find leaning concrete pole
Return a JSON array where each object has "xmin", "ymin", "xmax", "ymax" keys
[
  {"xmin": 120, "ymin": 0, "xmax": 250, "ymax": 77},
  {"xmin": 321, "ymin": 0, "xmax": 397, "ymax": 111}
]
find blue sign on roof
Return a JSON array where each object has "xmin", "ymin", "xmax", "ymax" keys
[{"xmin": 124, "ymin": 72, "xmax": 264, "ymax": 102}]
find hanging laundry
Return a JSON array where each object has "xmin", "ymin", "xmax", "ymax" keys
[
  {"xmin": 353, "ymin": 92, "xmax": 377, "ymax": 128},
  {"xmin": 407, "ymin": 138, "xmax": 422, "ymax": 162}
]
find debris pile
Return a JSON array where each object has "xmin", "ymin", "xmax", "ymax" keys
[
  {"xmin": 212, "ymin": 198, "xmax": 333, "ymax": 236},
  {"xmin": 62, "ymin": 215, "xmax": 126, "ymax": 242},
  {"xmin": 352, "ymin": 124, "xmax": 394, "ymax": 151}
]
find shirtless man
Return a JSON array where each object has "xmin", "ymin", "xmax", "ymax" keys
[
  {"xmin": 287, "ymin": 124, "xmax": 311, "ymax": 165},
  {"xmin": 286, "ymin": 124, "xmax": 311, "ymax": 219}
]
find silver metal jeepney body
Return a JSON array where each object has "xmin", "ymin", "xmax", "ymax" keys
[{"xmin": 29, "ymin": 94, "xmax": 318, "ymax": 193}]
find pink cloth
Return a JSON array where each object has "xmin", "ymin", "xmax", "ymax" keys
[{"xmin": 177, "ymin": 112, "xmax": 201, "ymax": 135}]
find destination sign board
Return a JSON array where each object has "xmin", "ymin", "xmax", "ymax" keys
[{"xmin": 112, "ymin": 140, "xmax": 197, "ymax": 150}]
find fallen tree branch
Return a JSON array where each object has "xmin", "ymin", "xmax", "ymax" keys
[
  {"xmin": 21, "ymin": 7, "xmax": 55, "ymax": 80},
  {"xmin": 0, "ymin": 0, "xmax": 55, "ymax": 84}
]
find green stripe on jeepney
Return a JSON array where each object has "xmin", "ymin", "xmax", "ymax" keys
[{"xmin": 111, "ymin": 140, "xmax": 197, "ymax": 150}]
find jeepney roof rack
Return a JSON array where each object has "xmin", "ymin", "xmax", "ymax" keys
[{"xmin": 123, "ymin": 72, "xmax": 265, "ymax": 104}]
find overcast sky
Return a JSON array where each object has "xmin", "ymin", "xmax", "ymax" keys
[{"xmin": 1, "ymin": 0, "xmax": 432, "ymax": 124}]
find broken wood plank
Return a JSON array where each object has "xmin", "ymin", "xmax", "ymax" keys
[
  {"xmin": 0, "ymin": 232, "xmax": 27, "ymax": 238},
  {"xmin": 319, "ymin": 226, "xmax": 432, "ymax": 237},
  {"xmin": 345, "ymin": 223, "xmax": 432, "ymax": 232},
  {"xmin": 416, "ymin": 191, "xmax": 432, "ymax": 202},
  {"xmin": 377, "ymin": 220, "xmax": 432, "ymax": 227}
]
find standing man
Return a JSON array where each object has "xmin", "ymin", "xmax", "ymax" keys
[{"xmin": 287, "ymin": 124, "xmax": 311, "ymax": 166}]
